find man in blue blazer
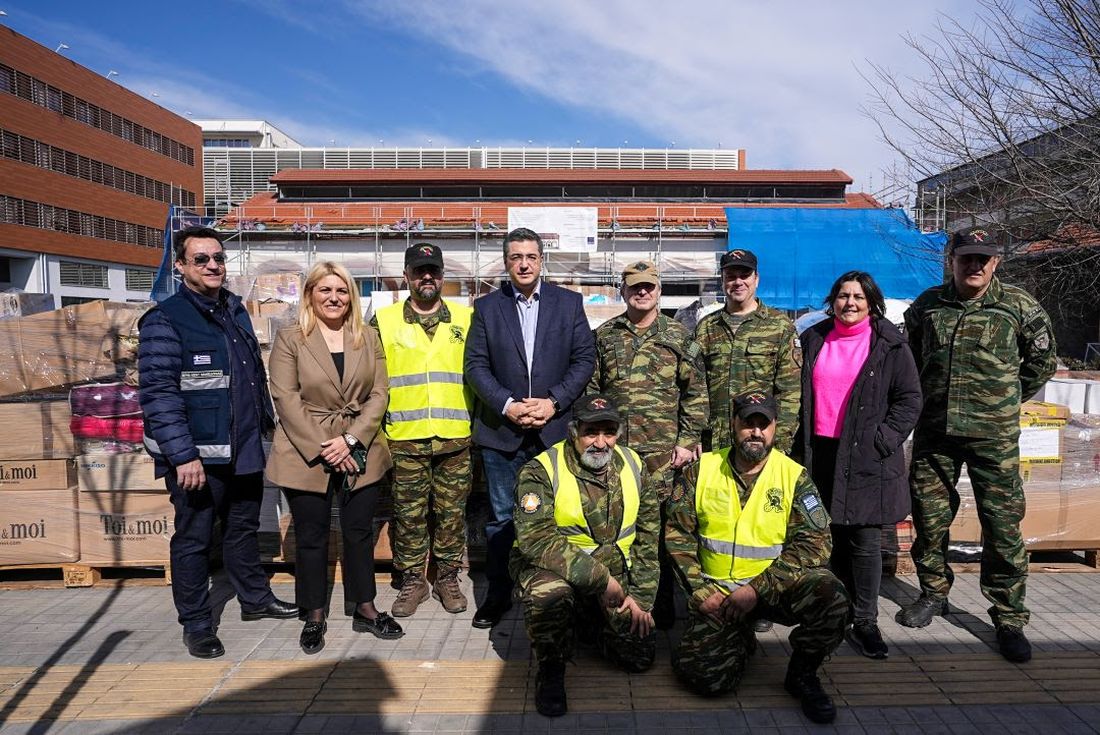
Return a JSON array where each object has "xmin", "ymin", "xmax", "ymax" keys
[{"xmin": 464, "ymin": 227, "xmax": 596, "ymax": 628}]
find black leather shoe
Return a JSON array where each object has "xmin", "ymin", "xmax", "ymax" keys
[
  {"xmin": 241, "ymin": 598, "xmax": 299, "ymax": 621},
  {"xmin": 784, "ymin": 655, "xmax": 836, "ymax": 724},
  {"xmin": 183, "ymin": 629, "xmax": 225, "ymax": 659},
  {"xmin": 472, "ymin": 595, "xmax": 512, "ymax": 629},
  {"xmin": 535, "ymin": 659, "xmax": 568, "ymax": 717},
  {"xmin": 352, "ymin": 610, "xmax": 405, "ymax": 639},
  {"xmin": 996, "ymin": 625, "xmax": 1032, "ymax": 663},
  {"xmin": 896, "ymin": 594, "xmax": 948, "ymax": 628},
  {"xmin": 300, "ymin": 620, "xmax": 326, "ymax": 654}
]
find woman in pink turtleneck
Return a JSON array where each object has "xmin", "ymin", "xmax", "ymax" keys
[{"xmin": 795, "ymin": 271, "xmax": 922, "ymax": 662}]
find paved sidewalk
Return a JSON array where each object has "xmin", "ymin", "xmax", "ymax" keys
[{"xmin": 0, "ymin": 568, "xmax": 1098, "ymax": 733}]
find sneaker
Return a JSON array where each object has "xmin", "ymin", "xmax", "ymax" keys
[
  {"xmin": 996, "ymin": 625, "xmax": 1032, "ymax": 663},
  {"xmin": 895, "ymin": 594, "xmax": 947, "ymax": 628},
  {"xmin": 848, "ymin": 620, "xmax": 889, "ymax": 659},
  {"xmin": 535, "ymin": 659, "xmax": 568, "ymax": 717},
  {"xmin": 391, "ymin": 573, "xmax": 430, "ymax": 618},
  {"xmin": 432, "ymin": 567, "xmax": 468, "ymax": 614}
]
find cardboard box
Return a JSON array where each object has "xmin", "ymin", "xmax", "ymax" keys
[
  {"xmin": 0, "ymin": 292, "xmax": 55, "ymax": 320},
  {"xmin": 77, "ymin": 453, "xmax": 159, "ymax": 492},
  {"xmin": 1021, "ymin": 400, "xmax": 1071, "ymax": 422},
  {"xmin": 0, "ymin": 458, "xmax": 76, "ymax": 490},
  {"xmin": 1019, "ymin": 423, "xmax": 1063, "ymax": 462},
  {"xmin": 0, "ymin": 302, "xmax": 117, "ymax": 397},
  {"xmin": 251, "ymin": 273, "xmax": 302, "ymax": 303},
  {"xmin": 0, "ymin": 400, "xmax": 75, "ymax": 459},
  {"xmin": 0, "ymin": 485, "xmax": 80, "ymax": 563},
  {"xmin": 78, "ymin": 489, "xmax": 173, "ymax": 563}
]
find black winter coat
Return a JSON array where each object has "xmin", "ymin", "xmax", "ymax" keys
[{"xmin": 795, "ymin": 317, "xmax": 922, "ymax": 526}]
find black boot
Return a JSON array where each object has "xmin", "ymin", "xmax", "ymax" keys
[
  {"xmin": 784, "ymin": 651, "xmax": 836, "ymax": 724},
  {"xmin": 535, "ymin": 659, "xmax": 567, "ymax": 717}
]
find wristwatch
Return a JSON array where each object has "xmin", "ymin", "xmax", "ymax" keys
[
  {"xmin": 548, "ymin": 396, "xmax": 561, "ymax": 414},
  {"xmin": 343, "ymin": 433, "xmax": 360, "ymax": 448}
]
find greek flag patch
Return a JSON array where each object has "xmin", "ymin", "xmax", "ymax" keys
[
  {"xmin": 801, "ymin": 494, "xmax": 820, "ymax": 511},
  {"xmin": 193, "ymin": 354, "xmax": 212, "ymax": 366}
]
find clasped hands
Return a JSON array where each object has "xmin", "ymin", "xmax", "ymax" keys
[
  {"xmin": 320, "ymin": 435, "xmax": 361, "ymax": 474},
  {"xmin": 698, "ymin": 584, "xmax": 758, "ymax": 626},
  {"xmin": 505, "ymin": 397, "xmax": 556, "ymax": 428},
  {"xmin": 600, "ymin": 575, "xmax": 654, "ymax": 638}
]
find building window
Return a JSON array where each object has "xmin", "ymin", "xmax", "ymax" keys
[
  {"xmin": 125, "ymin": 269, "xmax": 155, "ymax": 292},
  {"xmin": 59, "ymin": 261, "xmax": 109, "ymax": 289},
  {"xmin": 0, "ymin": 258, "xmax": 11, "ymax": 284},
  {"xmin": 61, "ymin": 296, "xmax": 103, "ymax": 307}
]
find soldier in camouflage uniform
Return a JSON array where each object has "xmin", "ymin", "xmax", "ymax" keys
[
  {"xmin": 899, "ymin": 226, "xmax": 1057, "ymax": 663},
  {"xmin": 588, "ymin": 259, "xmax": 709, "ymax": 627},
  {"xmin": 510, "ymin": 395, "xmax": 661, "ymax": 717},
  {"xmin": 666, "ymin": 392, "xmax": 849, "ymax": 724},
  {"xmin": 372, "ymin": 244, "xmax": 474, "ymax": 617},
  {"xmin": 694, "ymin": 248, "xmax": 800, "ymax": 454}
]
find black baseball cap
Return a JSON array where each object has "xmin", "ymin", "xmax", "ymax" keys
[
  {"xmin": 733, "ymin": 391, "xmax": 777, "ymax": 422},
  {"xmin": 720, "ymin": 248, "xmax": 758, "ymax": 271},
  {"xmin": 573, "ymin": 394, "xmax": 621, "ymax": 424},
  {"xmin": 950, "ymin": 226, "xmax": 999, "ymax": 257},
  {"xmin": 405, "ymin": 242, "xmax": 444, "ymax": 269}
]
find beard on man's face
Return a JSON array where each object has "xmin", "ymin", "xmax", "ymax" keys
[
  {"xmin": 737, "ymin": 435, "xmax": 771, "ymax": 463},
  {"xmin": 578, "ymin": 444, "xmax": 613, "ymax": 471},
  {"xmin": 413, "ymin": 281, "xmax": 439, "ymax": 301}
]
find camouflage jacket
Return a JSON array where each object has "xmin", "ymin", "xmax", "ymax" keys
[
  {"xmin": 664, "ymin": 456, "xmax": 832, "ymax": 608},
  {"xmin": 588, "ymin": 313, "xmax": 709, "ymax": 455},
  {"xmin": 694, "ymin": 300, "xmax": 800, "ymax": 452},
  {"xmin": 510, "ymin": 444, "xmax": 661, "ymax": 610},
  {"xmin": 904, "ymin": 277, "xmax": 1056, "ymax": 438}
]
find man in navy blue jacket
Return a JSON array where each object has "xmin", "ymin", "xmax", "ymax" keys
[
  {"xmin": 464, "ymin": 227, "xmax": 596, "ymax": 628},
  {"xmin": 138, "ymin": 226, "xmax": 296, "ymax": 659}
]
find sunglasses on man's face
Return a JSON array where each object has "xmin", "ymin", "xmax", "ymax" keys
[{"xmin": 182, "ymin": 252, "xmax": 227, "ymax": 266}]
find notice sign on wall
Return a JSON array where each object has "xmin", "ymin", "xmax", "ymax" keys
[{"xmin": 507, "ymin": 207, "xmax": 599, "ymax": 252}]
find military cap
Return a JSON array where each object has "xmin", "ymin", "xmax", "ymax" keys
[
  {"xmin": 733, "ymin": 391, "xmax": 777, "ymax": 422},
  {"xmin": 950, "ymin": 226, "xmax": 999, "ymax": 257},
  {"xmin": 573, "ymin": 394, "xmax": 621, "ymax": 424},
  {"xmin": 720, "ymin": 248, "xmax": 758, "ymax": 271},
  {"xmin": 622, "ymin": 259, "xmax": 660, "ymax": 287},
  {"xmin": 405, "ymin": 242, "xmax": 444, "ymax": 269}
]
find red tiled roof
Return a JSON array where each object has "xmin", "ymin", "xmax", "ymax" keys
[
  {"xmin": 269, "ymin": 168, "xmax": 853, "ymax": 186},
  {"xmin": 1021, "ymin": 223, "xmax": 1100, "ymax": 254},
  {"xmin": 219, "ymin": 191, "xmax": 880, "ymax": 231}
]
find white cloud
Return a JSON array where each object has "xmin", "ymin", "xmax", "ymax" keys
[{"xmin": 342, "ymin": 0, "xmax": 976, "ymax": 193}]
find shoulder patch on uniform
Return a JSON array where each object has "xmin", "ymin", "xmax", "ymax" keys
[
  {"xmin": 1034, "ymin": 329, "xmax": 1051, "ymax": 351},
  {"xmin": 799, "ymin": 493, "xmax": 829, "ymax": 530},
  {"xmin": 519, "ymin": 492, "xmax": 542, "ymax": 514}
]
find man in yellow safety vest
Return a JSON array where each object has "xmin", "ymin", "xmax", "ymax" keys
[
  {"xmin": 373, "ymin": 243, "xmax": 475, "ymax": 617},
  {"xmin": 510, "ymin": 394, "xmax": 662, "ymax": 717},
  {"xmin": 665, "ymin": 392, "xmax": 850, "ymax": 724}
]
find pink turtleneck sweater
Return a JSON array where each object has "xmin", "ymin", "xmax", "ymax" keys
[{"xmin": 812, "ymin": 316, "xmax": 872, "ymax": 438}]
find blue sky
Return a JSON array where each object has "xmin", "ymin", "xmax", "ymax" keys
[{"xmin": 3, "ymin": 0, "xmax": 979, "ymax": 194}]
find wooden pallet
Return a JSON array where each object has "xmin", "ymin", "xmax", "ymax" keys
[{"xmin": 0, "ymin": 560, "xmax": 171, "ymax": 589}]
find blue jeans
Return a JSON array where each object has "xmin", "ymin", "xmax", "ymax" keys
[
  {"xmin": 480, "ymin": 441, "xmax": 542, "ymax": 599},
  {"xmin": 167, "ymin": 468, "xmax": 274, "ymax": 633}
]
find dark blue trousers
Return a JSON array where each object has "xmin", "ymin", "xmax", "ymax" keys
[
  {"xmin": 480, "ymin": 438, "xmax": 543, "ymax": 600},
  {"xmin": 167, "ymin": 467, "xmax": 274, "ymax": 633}
]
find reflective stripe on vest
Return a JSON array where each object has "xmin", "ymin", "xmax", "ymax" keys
[
  {"xmin": 695, "ymin": 448, "xmax": 802, "ymax": 588},
  {"xmin": 143, "ymin": 434, "xmax": 231, "ymax": 459},
  {"xmin": 376, "ymin": 301, "xmax": 474, "ymax": 441},
  {"xmin": 535, "ymin": 440, "xmax": 642, "ymax": 568}
]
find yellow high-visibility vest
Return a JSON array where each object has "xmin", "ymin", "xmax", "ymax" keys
[
  {"xmin": 535, "ymin": 440, "xmax": 643, "ymax": 568},
  {"xmin": 375, "ymin": 300, "xmax": 473, "ymax": 440},
  {"xmin": 695, "ymin": 448, "xmax": 802, "ymax": 590}
]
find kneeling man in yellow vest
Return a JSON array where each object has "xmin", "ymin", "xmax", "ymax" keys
[
  {"xmin": 665, "ymin": 392, "xmax": 850, "ymax": 725},
  {"xmin": 511, "ymin": 394, "xmax": 661, "ymax": 718}
]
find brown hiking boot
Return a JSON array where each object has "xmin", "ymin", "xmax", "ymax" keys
[
  {"xmin": 391, "ymin": 573, "xmax": 430, "ymax": 618},
  {"xmin": 432, "ymin": 567, "xmax": 468, "ymax": 614}
]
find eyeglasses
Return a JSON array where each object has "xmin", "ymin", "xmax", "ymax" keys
[{"xmin": 183, "ymin": 252, "xmax": 227, "ymax": 266}]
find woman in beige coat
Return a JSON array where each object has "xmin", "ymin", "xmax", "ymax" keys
[{"xmin": 266, "ymin": 261, "xmax": 401, "ymax": 653}]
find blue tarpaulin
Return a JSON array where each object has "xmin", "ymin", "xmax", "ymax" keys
[{"xmin": 724, "ymin": 207, "xmax": 947, "ymax": 311}]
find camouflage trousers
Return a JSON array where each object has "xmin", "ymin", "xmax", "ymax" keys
[
  {"xmin": 517, "ymin": 568, "xmax": 657, "ymax": 672},
  {"xmin": 390, "ymin": 444, "xmax": 472, "ymax": 576},
  {"xmin": 909, "ymin": 432, "xmax": 1028, "ymax": 627},
  {"xmin": 673, "ymin": 568, "xmax": 849, "ymax": 696}
]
